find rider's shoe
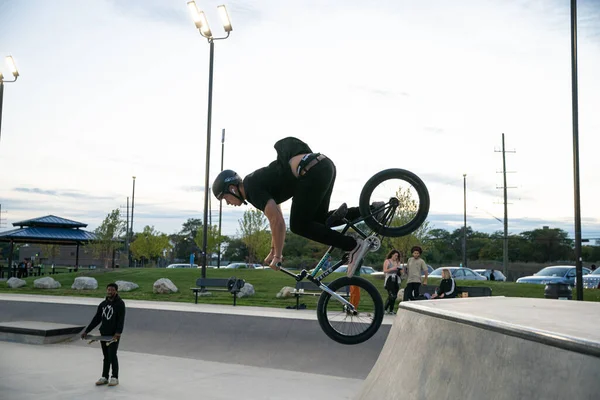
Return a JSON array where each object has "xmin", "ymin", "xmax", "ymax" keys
[
  {"xmin": 370, "ymin": 201, "xmax": 386, "ymax": 223},
  {"xmin": 108, "ymin": 377, "xmax": 119, "ymax": 386},
  {"xmin": 346, "ymin": 238, "xmax": 371, "ymax": 277}
]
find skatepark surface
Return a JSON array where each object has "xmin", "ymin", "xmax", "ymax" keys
[{"xmin": 0, "ymin": 294, "xmax": 391, "ymax": 400}]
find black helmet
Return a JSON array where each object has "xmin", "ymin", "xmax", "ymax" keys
[{"xmin": 212, "ymin": 169, "xmax": 242, "ymax": 200}]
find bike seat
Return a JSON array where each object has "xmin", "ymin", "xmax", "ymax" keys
[{"xmin": 326, "ymin": 203, "xmax": 348, "ymax": 228}]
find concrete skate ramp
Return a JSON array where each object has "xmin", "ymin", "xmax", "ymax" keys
[
  {"xmin": 0, "ymin": 300, "xmax": 388, "ymax": 379},
  {"xmin": 356, "ymin": 297, "xmax": 600, "ymax": 400}
]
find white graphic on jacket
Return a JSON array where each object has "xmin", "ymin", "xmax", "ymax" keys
[{"xmin": 102, "ymin": 304, "xmax": 114, "ymax": 320}]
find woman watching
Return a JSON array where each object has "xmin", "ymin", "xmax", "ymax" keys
[{"xmin": 383, "ymin": 250, "xmax": 403, "ymax": 314}]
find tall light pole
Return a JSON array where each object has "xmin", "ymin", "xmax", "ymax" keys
[
  {"xmin": 570, "ymin": 0, "xmax": 583, "ymax": 300},
  {"xmin": 0, "ymin": 55, "xmax": 20, "ymax": 144},
  {"xmin": 187, "ymin": 2, "xmax": 233, "ymax": 279},
  {"xmin": 129, "ymin": 176, "xmax": 136, "ymax": 267},
  {"xmin": 463, "ymin": 174, "xmax": 467, "ymax": 268},
  {"xmin": 217, "ymin": 128, "xmax": 225, "ymax": 268}
]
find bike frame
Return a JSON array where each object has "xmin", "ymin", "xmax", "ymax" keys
[{"xmin": 278, "ymin": 200, "xmax": 397, "ymax": 308}]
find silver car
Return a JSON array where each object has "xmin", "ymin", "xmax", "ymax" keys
[
  {"xmin": 474, "ymin": 269, "xmax": 507, "ymax": 282},
  {"xmin": 429, "ymin": 267, "xmax": 487, "ymax": 281},
  {"xmin": 582, "ymin": 269, "xmax": 600, "ymax": 289}
]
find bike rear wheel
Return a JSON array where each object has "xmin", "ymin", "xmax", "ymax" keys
[
  {"xmin": 316, "ymin": 277, "xmax": 384, "ymax": 345},
  {"xmin": 359, "ymin": 168, "xmax": 430, "ymax": 237}
]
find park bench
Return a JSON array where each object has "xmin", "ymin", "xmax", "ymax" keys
[
  {"xmin": 419, "ymin": 284, "xmax": 492, "ymax": 298},
  {"xmin": 191, "ymin": 277, "xmax": 245, "ymax": 306},
  {"xmin": 290, "ymin": 281, "xmax": 350, "ymax": 310}
]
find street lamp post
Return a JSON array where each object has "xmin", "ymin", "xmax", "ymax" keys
[
  {"xmin": 570, "ymin": 0, "xmax": 583, "ymax": 300},
  {"xmin": 463, "ymin": 174, "xmax": 467, "ymax": 268},
  {"xmin": 129, "ymin": 176, "xmax": 136, "ymax": 267},
  {"xmin": 187, "ymin": 2, "xmax": 233, "ymax": 279},
  {"xmin": 0, "ymin": 55, "xmax": 20, "ymax": 144},
  {"xmin": 217, "ymin": 128, "xmax": 225, "ymax": 269}
]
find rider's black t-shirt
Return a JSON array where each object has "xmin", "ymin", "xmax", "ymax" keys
[{"xmin": 243, "ymin": 137, "xmax": 312, "ymax": 211}]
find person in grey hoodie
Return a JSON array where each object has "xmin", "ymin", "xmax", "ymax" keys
[{"xmin": 81, "ymin": 282, "xmax": 126, "ymax": 387}]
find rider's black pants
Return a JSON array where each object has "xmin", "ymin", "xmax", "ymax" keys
[
  {"xmin": 403, "ymin": 282, "xmax": 421, "ymax": 301},
  {"xmin": 289, "ymin": 157, "xmax": 358, "ymax": 252},
  {"xmin": 101, "ymin": 339, "xmax": 120, "ymax": 379}
]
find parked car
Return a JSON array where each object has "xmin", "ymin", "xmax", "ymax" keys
[
  {"xmin": 429, "ymin": 267, "xmax": 487, "ymax": 281},
  {"xmin": 474, "ymin": 269, "xmax": 507, "ymax": 282},
  {"xmin": 224, "ymin": 263, "xmax": 259, "ymax": 269},
  {"xmin": 516, "ymin": 265, "xmax": 591, "ymax": 286},
  {"xmin": 166, "ymin": 263, "xmax": 199, "ymax": 269},
  {"xmin": 333, "ymin": 265, "xmax": 376, "ymax": 275},
  {"xmin": 581, "ymin": 269, "xmax": 600, "ymax": 289}
]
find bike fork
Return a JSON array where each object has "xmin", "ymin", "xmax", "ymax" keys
[{"xmin": 318, "ymin": 283, "xmax": 355, "ymax": 311}]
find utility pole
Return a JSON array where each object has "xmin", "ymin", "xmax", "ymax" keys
[{"xmin": 495, "ymin": 133, "xmax": 516, "ymax": 278}]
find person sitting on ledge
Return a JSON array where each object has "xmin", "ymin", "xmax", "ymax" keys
[{"xmin": 430, "ymin": 268, "xmax": 456, "ymax": 299}]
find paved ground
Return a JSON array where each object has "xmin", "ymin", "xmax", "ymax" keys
[
  {"xmin": 0, "ymin": 294, "xmax": 392, "ymax": 400},
  {"xmin": 0, "ymin": 341, "xmax": 363, "ymax": 400}
]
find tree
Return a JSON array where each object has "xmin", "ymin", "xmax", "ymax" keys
[
  {"xmin": 180, "ymin": 218, "xmax": 203, "ymax": 238},
  {"xmin": 238, "ymin": 209, "xmax": 271, "ymax": 263},
  {"xmin": 520, "ymin": 227, "xmax": 571, "ymax": 263},
  {"xmin": 381, "ymin": 187, "xmax": 432, "ymax": 260},
  {"xmin": 90, "ymin": 209, "xmax": 125, "ymax": 267},
  {"xmin": 194, "ymin": 224, "xmax": 224, "ymax": 263},
  {"xmin": 221, "ymin": 238, "xmax": 248, "ymax": 261},
  {"xmin": 130, "ymin": 226, "xmax": 172, "ymax": 266}
]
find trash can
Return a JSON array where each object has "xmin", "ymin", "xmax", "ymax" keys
[{"xmin": 544, "ymin": 283, "xmax": 572, "ymax": 300}]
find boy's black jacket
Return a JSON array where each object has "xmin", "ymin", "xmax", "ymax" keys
[{"xmin": 84, "ymin": 294, "xmax": 126, "ymax": 336}]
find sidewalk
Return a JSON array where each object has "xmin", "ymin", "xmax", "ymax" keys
[{"xmin": 0, "ymin": 341, "xmax": 362, "ymax": 400}]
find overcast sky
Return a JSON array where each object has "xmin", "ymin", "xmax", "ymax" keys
[{"xmin": 1, "ymin": 0, "xmax": 599, "ymax": 240}]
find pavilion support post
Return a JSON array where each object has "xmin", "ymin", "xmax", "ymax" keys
[
  {"xmin": 75, "ymin": 243, "xmax": 80, "ymax": 271},
  {"xmin": 8, "ymin": 240, "xmax": 14, "ymax": 278}
]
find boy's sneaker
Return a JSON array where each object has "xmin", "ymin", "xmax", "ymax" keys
[
  {"xmin": 108, "ymin": 377, "xmax": 119, "ymax": 386},
  {"xmin": 95, "ymin": 377, "xmax": 108, "ymax": 386},
  {"xmin": 370, "ymin": 201, "xmax": 386, "ymax": 223},
  {"xmin": 346, "ymin": 238, "xmax": 371, "ymax": 277}
]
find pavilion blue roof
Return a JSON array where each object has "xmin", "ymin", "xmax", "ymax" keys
[{"xmin": 12, "ymin": 215, "xmax": 87, "ymax": 229}]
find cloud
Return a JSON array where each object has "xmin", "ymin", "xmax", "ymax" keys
[{"xmin": 13, "ymin": 188, "xmax": 113, "ymax": 201}]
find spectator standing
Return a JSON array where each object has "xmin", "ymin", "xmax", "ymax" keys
[
  {"xmin": 383, "ymin": 250, "xmax": 402, "ymax": 314},
  {"xmin": 81, "ymin": 283, "xmax": 126, "ymax": 387},
  {"xmin": 489, "ymin": 269, "xmax": 496, "ymax": 281},
  {"xmin": 403, "ymin": 246, "xmax": 428, "ymax": 301}
]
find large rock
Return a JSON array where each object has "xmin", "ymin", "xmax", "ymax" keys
[
  {"xmin": 238, "ymin": 282, "xmax": 255, "ymax": 298},
  {"xmin": 7, "ymin": 277, "xmax": 26, "ymax": 289},
  {"xmin": 276, "ymin": 286, "xmax": 295, "ymax": 298},
  {"xmin": 71, "ymin": 277, "xmax": 98, "ymax": 290},
  {"xmin": 115, "ymin": 280, "xmax": 139, "ymax": 292},
  {"xmin": 153, "ymin": 278, "xmax": 178, "ymax": 294},
  {"xmin": 34, "ymin": 277, "xmax": 61, "ymax": 289}
]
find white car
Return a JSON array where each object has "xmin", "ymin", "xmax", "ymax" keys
[{"xmin": 166, "ymin": 263, "xmax": 199, "ymax": 269}]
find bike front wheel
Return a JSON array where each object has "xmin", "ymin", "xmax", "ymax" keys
[
  {"xmin": 359, "ymin": 168, "xmax": 430, "ymax": 237},
  {"xmin": 316, "ymin": 277, "xmax": 384, "ymax": 345}
]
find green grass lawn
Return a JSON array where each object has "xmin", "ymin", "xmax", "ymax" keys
[{"xmin": 1, "ymin": 268, "xmax": 599, "ymax": 308}]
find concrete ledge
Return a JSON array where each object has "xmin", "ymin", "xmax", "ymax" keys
[{"xmin": 0, "ymin": 321, "xmax": 85, "ymax": 344}]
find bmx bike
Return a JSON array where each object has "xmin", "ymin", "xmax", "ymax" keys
[{"xmin": 277, "ymin": 168, "xmax": 430, "ymax": 345}]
